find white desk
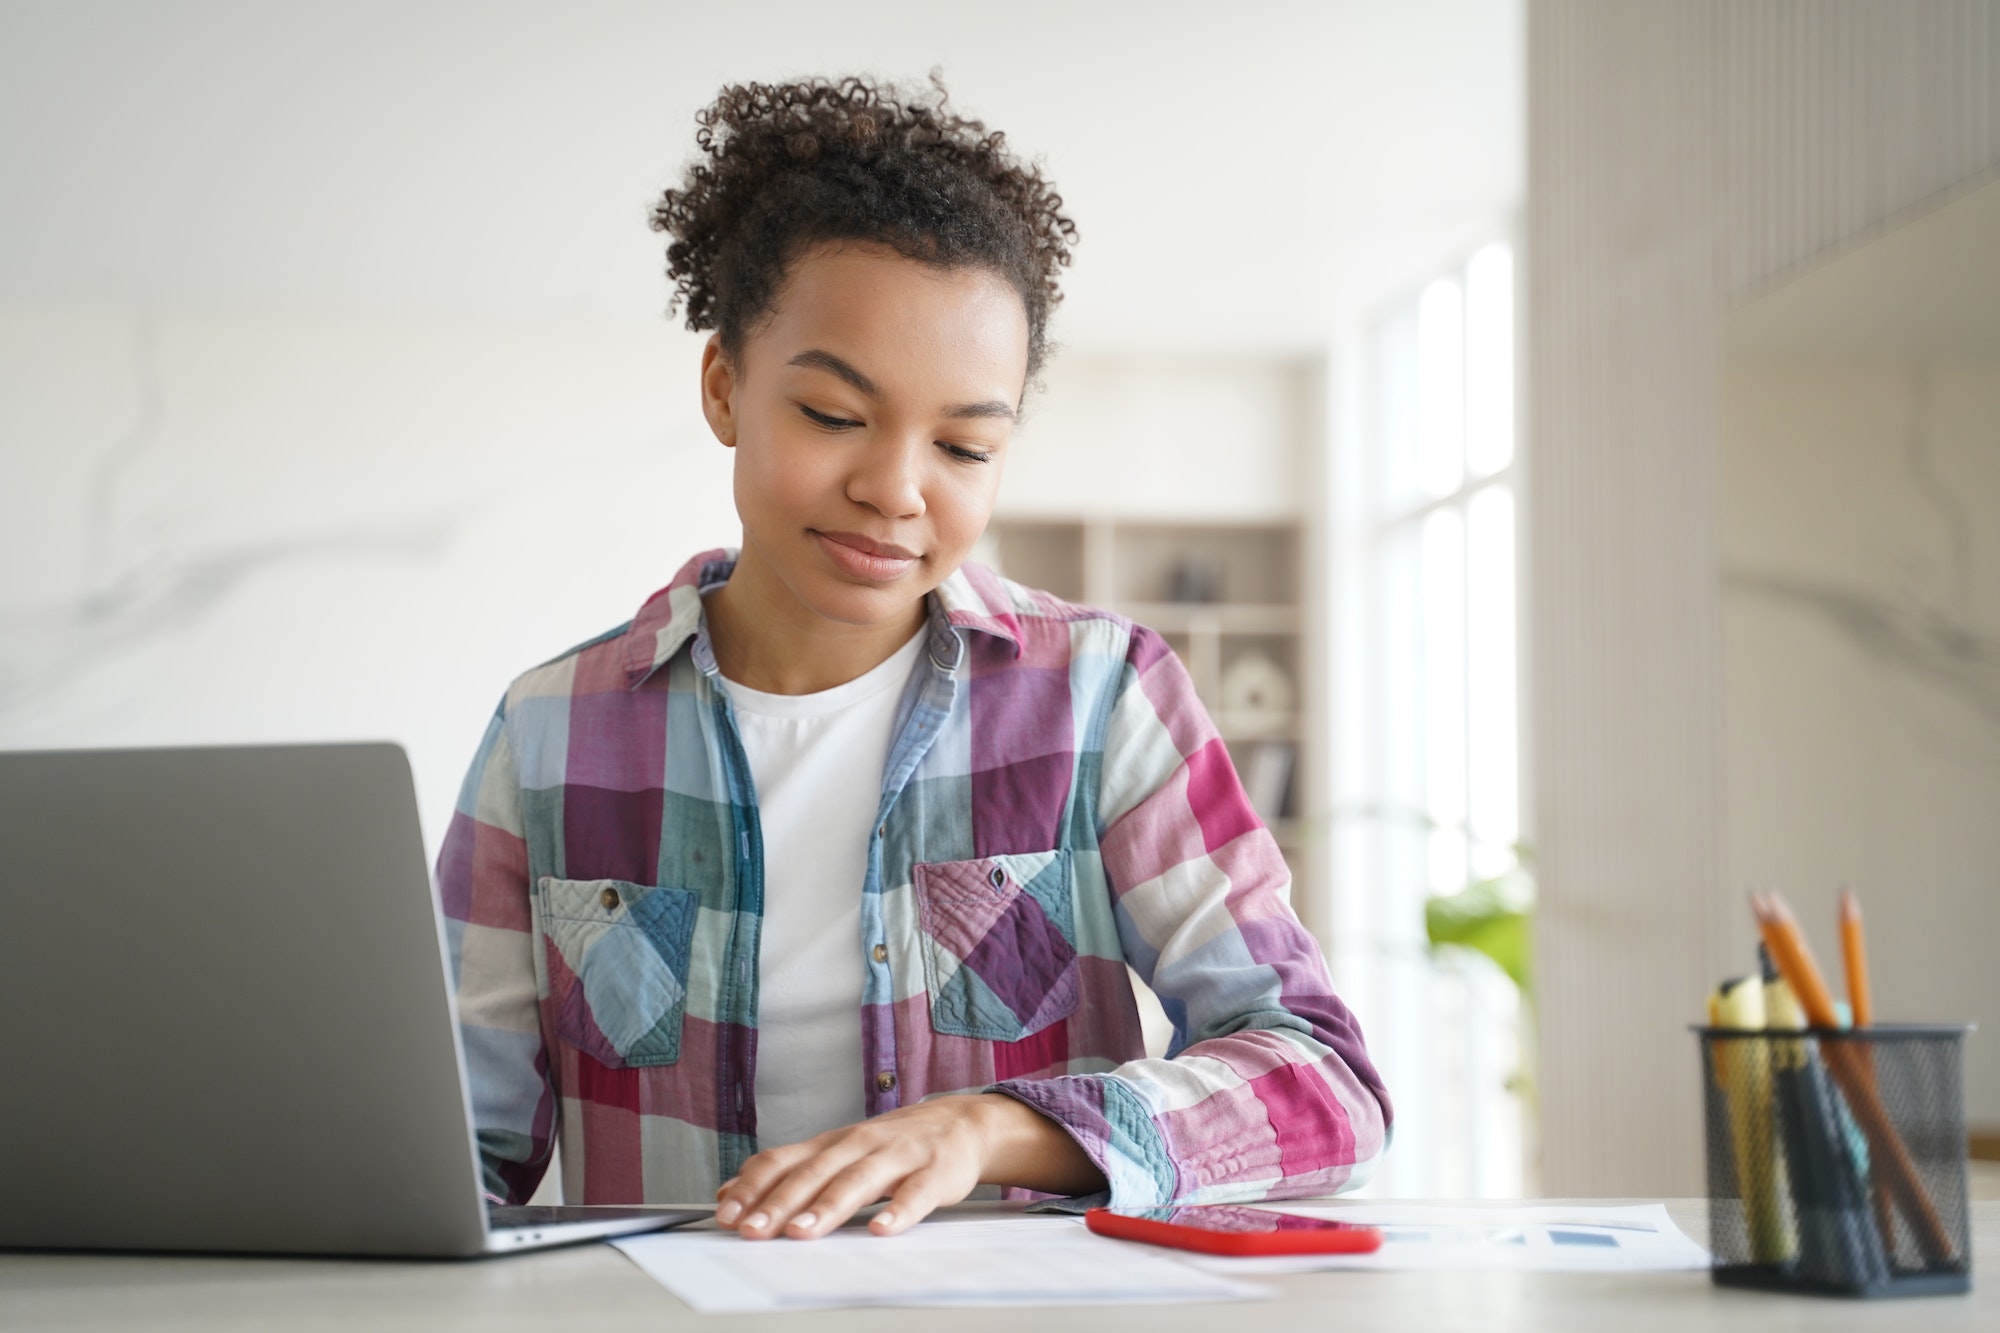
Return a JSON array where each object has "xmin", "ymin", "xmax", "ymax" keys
[{"xmin": 3, "ymin": 1200, "xmax": 1994, "ymax": 1332}]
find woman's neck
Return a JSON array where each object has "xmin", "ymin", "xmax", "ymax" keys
[{"xmin": 702, "ymin": 559, "xmax": 927, "ymax": 696}]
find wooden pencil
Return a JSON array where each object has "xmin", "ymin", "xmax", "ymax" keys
[{"xmin": 1839, "ymin": 889, "xmax": 1872, "ymax": 1028}]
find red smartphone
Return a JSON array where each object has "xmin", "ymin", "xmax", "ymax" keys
[{"xmin": 1085, "ymin": 1205, "xmax": 1384, "ymax": 1257}]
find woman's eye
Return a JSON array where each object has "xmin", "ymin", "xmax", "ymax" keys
[
  {"xmin": 939, "ymin": 442, "xmax": 994, "ymax": 464},
  {"xmin": 799, "ymin": 405, "xmax": 861, "ymax": 430}
]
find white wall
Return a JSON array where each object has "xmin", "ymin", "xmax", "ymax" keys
[
  {"xmin": 0, "ymin": 1, "xmax": 1520, "ymax": 355},
  {"xmin": 1003, "ymin": 356, "xmax": 1314, "ymax": 521},
  {"xmin": 1723, "ymin": 357, "xmax": 2000, "ymax": 1123}
]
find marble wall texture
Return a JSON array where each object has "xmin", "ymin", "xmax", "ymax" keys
[
  {"xmin": 1723, "ymin": 358, "xmax": 2000, "ymax": 1123},
  {"xmin": 0, "ymin": 305, "xmax": 738, "ymax": 852}
]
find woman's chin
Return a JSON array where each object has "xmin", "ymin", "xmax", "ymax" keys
[{"xmin": 797, "ymin": 575, "xmax": 932, "ymax": 632}]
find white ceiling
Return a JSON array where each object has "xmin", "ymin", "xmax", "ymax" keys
[
  {"xmin": 0, "ymin": 0, "xmax": 1520, "ymax": 355},
  {"xmin": 1727, "ymin": 172, "xmax": 2000, "ymax": 360}
]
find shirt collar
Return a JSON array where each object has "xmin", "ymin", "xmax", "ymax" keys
[{"xmin": 621, "ymin": 548, "xmax": 1025, "ymax": 689}]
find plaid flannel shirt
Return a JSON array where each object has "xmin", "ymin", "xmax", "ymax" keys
[{"xmin": 439, "ymin": 548, "xmax": 1390, "ymax": 1207}]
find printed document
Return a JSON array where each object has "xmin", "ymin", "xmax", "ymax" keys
[{"xmin": 613, "ymin": 1216, "xmax": 1269, "ymax": 1312}]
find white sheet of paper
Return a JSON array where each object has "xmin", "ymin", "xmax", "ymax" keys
[
  {"xmin": 612, "ymin": 1216, "xmax": 1272, "ymax": 1312},
  {"xmin": 1182, "ymin": 1202, "xmax": 1711, "ymax": 1273}
]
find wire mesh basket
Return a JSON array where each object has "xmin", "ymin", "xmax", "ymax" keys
[{"xmin": 1696, "ymin": 1024, "xmax": 1972, "ymax": 1298}]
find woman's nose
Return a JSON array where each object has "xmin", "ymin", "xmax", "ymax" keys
[{"xmin": 846, "ymin": 434, "xmax": 926, "ymax": 518}]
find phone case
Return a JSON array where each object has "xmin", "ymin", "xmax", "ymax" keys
[{"xmin": 1084, "ymin": 1206, "xmax": 1385, "ymax": 1256}]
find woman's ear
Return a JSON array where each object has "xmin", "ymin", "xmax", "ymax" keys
[{"xmin": 699, "ymin": 334, "xmax": 738, "ymax": 448}]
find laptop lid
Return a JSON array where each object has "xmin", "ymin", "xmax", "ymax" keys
[{"xmin": 0, "ymin": 742, "xmax": 676, "ymax": 1258}]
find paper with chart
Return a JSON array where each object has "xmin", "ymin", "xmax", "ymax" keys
[
  {"xmin": 612, "ymin": 1215, "xmax": 1271, "ymax": 1312},
  {"xmin": 1183, "ymin": 1202, "xmax": 1711, "ymax": 1273}
]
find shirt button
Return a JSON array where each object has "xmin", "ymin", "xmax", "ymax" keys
[
  {"xmin": 873, "ymin": 944, "xmax": 889, "ymax": 964},
  {"xmin": 876, "ymin": 1071, "xmax": 898, "ymax": 1092},
  {"xmin": 599, "ymin": 888, "xmax": 620, "ymax": 911}
]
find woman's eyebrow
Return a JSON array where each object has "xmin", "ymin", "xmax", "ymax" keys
[
  {"xmin": 787, "ymin": 348, "xmax": 1017, "ymax": 422},
  {"xmin": 789, "ymin": 349, "xmax": 878, "ymax": 397},
  {"xmin": 942, "ymin": 399, "xmax": 1017, "ymax": 422}
]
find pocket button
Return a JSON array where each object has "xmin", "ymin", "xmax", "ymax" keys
[
  {"xmin": 876, "ymin": 1071, "xmax": 898, "ymax": 1092},
  {"xmin": 872, "ymin": 943, "xmax": 889, "ymax": 964},
  {"xmin": 600, "ymin": 887, "xmax": 620, "ymax": 911}
]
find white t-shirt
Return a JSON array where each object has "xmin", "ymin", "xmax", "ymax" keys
[{"xmin": 720, "ymin": 630, "xmax": 927, "ymax": 1151}]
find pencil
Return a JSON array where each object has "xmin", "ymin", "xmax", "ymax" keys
[
  {"xmin": 1836, "ymin": 889, "xmax": 1896, "ymax": 1254},
  {"xmin": 1749, "ymin": 894, "xmax": 1838, "ymax": 1026},
  {"xmin": 1839, "ymin": 889, "xmax": 1872, "ymax": 1028}
]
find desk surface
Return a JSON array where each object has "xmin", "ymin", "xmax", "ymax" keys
[{"xmin": 3, "ymin": 1199, "xmax": 1995, "ymax": 1332}]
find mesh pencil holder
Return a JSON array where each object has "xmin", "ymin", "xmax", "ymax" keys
[{"xmin": 1695, "ymin": 1024, "xmax": 1973, "ymax": 1298}]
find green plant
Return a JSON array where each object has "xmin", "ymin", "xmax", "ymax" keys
[{"xmin": 1424, "ymin": 851, "xmax": 1533, "ymax": 995}]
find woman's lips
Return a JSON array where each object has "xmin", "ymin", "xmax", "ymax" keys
[{"xmin": 812, "ymin": 530, "xmax": 920, "ymax": 582}]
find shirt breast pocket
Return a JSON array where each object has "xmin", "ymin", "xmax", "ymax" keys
[
  {"xmin": 537, "ymin": 876, "xmax": 698, "ymax": 1069},
  {"xmin": 912, "ymin": 849, "xmax": 1079, "ymax": 1042}
]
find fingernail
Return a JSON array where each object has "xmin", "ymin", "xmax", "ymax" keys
[
  {"xmin": 789, "ymin": 1212, "xmax": 817, "ymax": 1231},
  {"xmin": 745, "ymin": 1212, "xmax": 769, "ymax": 1231},
  {"xmin": 872, "ymin": 1211, "xmax": 897, "ymax": 1231},
  {"xmin": 717, "ymin": 1201, "xmax": 742, "ymax": 1225}
]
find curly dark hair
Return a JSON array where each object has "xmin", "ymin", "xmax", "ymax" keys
[{"xmin": 650, "ymin": 74, "xmax": 1077, "ymax": 381}]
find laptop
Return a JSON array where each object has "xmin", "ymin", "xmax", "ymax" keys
[{"xmin": 0, "ymin": 742, "xmax": 707, "ymax": 1257}]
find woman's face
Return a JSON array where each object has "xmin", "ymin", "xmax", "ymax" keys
[{"xmin": 701, "ymin": 242, "xmax": 1029, "ymax": 638}]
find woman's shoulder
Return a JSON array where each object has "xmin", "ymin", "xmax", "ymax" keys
[
  {"xmin": 495, "ymin": 619, "xmax": 637, "ymax": 715},
  {"xmin": 941, "ymin": 562, "xmax": 1187, "ymax": 689},
  {"xmin": 949, "ymin": 561, "xmax": 1186, "ymax": 650},
  {"xmin": 943, "ymin": 559, "xmax": 1124, "ymax": 632}
]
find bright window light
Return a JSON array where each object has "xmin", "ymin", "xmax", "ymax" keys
[
  {"xmin": 1464, "ymin": 244, "xmax": 1515, "ymax": 477},
  {"xmin": 1421, "ymin": 506, "xmax": 1468, "ymax": 896},
  {"xmin": 1333, "ymin": 240, "xmax": 1522, "ymax": 1199},
  {"xmin": 1416, "ymin": 279, "xmax": 1466, "ymax": 498}
]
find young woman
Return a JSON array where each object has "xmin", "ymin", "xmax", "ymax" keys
[{"xmin": 439, "ymin": 75, "xmax": 1389, "ymax": 1242}]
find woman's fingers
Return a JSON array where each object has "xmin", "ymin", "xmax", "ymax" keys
[
  {"xmin": 717, "ymin": 1097, "xmax": 997, "ymax": 1239},
  {"xmin": 779, "ymin": 1154, "xmax": 906, "ymax": 1238},
  {"xmin": 715, "ymin": 1141, "xmax": 822, "ymax": 1226},
  {"xmin": 727, "ymin": 1135, "xmax": 886, "ymax": 1238},
  {"xmin": 867, "ymin": 1166, "xmax": 950, "ymax": 1237},
  {"xmin": 785, "ymin": 1143, "xmax": 970, "ymax": 1239}
]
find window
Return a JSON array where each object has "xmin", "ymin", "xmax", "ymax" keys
[{"xmin": 1331, "ymin": 242, "xmax": 1524, "ymax": 1196}]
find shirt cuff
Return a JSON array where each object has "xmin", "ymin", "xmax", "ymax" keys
[{"xmin": 987, "ymin": 1073, "xmax": 1179, "ymax": 1209}]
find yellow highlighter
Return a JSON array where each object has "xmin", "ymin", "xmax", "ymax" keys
[{"xmin": 1708, "ymin": 973, "xmax": 1798, "ymax": 1267}]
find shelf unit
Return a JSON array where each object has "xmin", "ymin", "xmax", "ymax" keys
[{"xmin": 985, "ymin": 517, "xmax": 1309, "ymax": 857}]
